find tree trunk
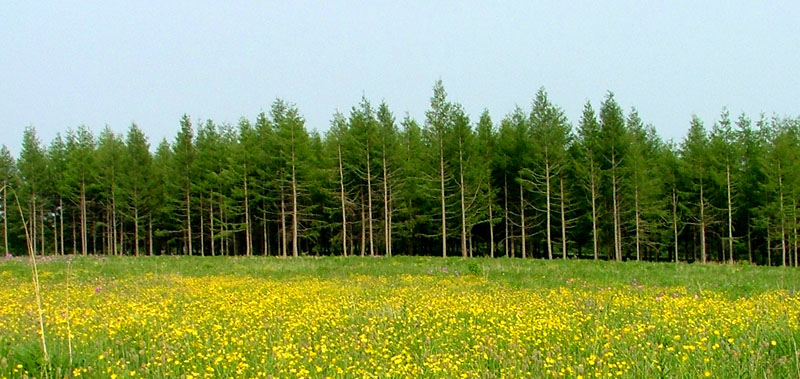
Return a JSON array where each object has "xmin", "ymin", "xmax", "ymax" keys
[
  {"xmin": 388, "ymin": 183, "xmax": 393, "ymax": 258},
  {"xmin": 199, "ymin": 199, "xmax": 204, "ymax": 256},
  {"xmin": 611, "ymin": 152, "xmax": 622, "ymax": 262},
  {"xmin": 360, "ymin": 192, "xmax": 365, "ymax": 257},
  {"xmin": 262, "ymin": 208, "xmax": 267, "ymax": 256},
  {"xmin": 700, "ymin": 182, "xmax": 707, "ymax": 263},
  {"xmin": 339, "ymin": 145, "xmax": 347, "ymax": 256},
  {"xmin": 244, "ymin": 165, "xmax": 251, "ymax": 256},
  {"xmin": 53, "ymin": 207, "xmax": 58, "ymax": 255},
  {"xmin": 186, "ymin": 188, "xmax": 192, "ymax": 256},
  {"xmin": 793, "ymin": 199, "xmax": 798, "ymax": 267},
  {"xmin": 280, "ymin": 180, "xmax": 287, "ymax": 258},
  {"xmin": 545, "ymin": 159, "xmax": 553, "ymax": 260},
  {"xmin": 520, "ymin": 183, "xmax": 526, "ymax": 259},
  {"xmin": 210, "ymin": 195, "xmax": 215, "ymax": 257},
  {"xmin": 383, "ymin": 153, "xmax": 391, "ymax": 257},
  {"xmin": 590, "ymin": 161, "xmax": 599, "ymax": 260},
  {"xmin": 459, "ymin": 138, "xmax": 467, "ymax": 258},
  {"xmin": 488, "ymin": 182, "xmax": 495, "ymax": 258},
  {"xmin": 59, "ymin": 198, "xmax": 64, "ymax": 256},
  {"xmin": 726, "ymin": 162, "xmax": 734, "ymax": 264},
  {"xmin": 439, "ymin": 140, "xmax": 447, "ymax": 257},
  {"xmin": 634, "ymin": 184, "xmax": 641, "ymax": 261},
  {"xmin": 31, "ymin": 195, "xmax": 37, "ymax": 255},
  {"xmin": 365, "ymin": 143, "xmax": 374, "ymax": 257},
  {"xmin": 148, "ymin": 214, "xmax": 153, "ymax": 256},
  {"xmin": 2, "ymin": 182, "xmax": 7, "ymax": 255},
  {"xmin": 134, "ymin": 206, "xmax": 139, "ymax": 256},
  {"xmin": 560, "ymin": 177, "xmax": 567, "ymax": 259},
  {"xmin": 81, "ymin": 181, "xmax": 87, "ymax": 255},
  {"xmin": 504, "ymin": 174, "xmax": 509, "ymax": 258},
  {"xmin": 779, "ymin": 169, "xmax": 786, "ymax": 266},
  {"xmin": 673, "ymin": 187, "xmax": 679, "ymax": 263},
  {"xmin": 291, "ymin": 142, "xmax": 299, "ymax": 258}
]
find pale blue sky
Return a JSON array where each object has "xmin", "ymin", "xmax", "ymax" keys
[{"xmin": 2, "ymin": 1, "xmax": 799, "ymax": 155}]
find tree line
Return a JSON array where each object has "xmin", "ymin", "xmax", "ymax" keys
[{"xmin": 1, "ymin": 81, "xmax": 799, "ymax": 265}]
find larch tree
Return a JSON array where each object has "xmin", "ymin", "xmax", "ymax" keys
[
  {"xmin": 525, "ymin": 88, "xmax": 571, "ymax": 259},
  {"xmin": 709, "ymin": 110, "xmax": 740, "ymax": 264},
  {"xmin": 173, "ymin": 115, "xmax": 196, "ymax": 255},
  {"xmin": 682, "ymin": 116, "xmax": 712, "ymax": 263},
  {"xmin": 598, "ymin": 93, "xmax": 629, "ymax": 262},
  {"xmin": 575, "ymin": 102, "xmax": 602, "ymax": 260},
  {"xmin": 0, "ymin": 146, "xmax": 15, "ymax": 255},
  {"xmin": 424, "ymin": 80, "xmax": 453, "ymax": 257},
  {"xmin": 122, "ymin": 124, "xmax": 152, "ymax": 257}
]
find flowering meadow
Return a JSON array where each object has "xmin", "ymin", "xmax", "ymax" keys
[{"xmin": 1, "ymin": 257, "xmax": 799, "ymax": 378}]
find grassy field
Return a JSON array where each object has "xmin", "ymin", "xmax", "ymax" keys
[{"xmin": 1, "ymin": 256, "xmax": 799, "ymax": 378}]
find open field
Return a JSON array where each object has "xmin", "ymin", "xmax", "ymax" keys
[{"xmin": 1, "ymin": 257, "xmax": 800, "ymax": 378}]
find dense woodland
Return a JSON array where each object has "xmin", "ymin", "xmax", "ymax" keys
[{"xmin": 1, "ymin": 81, "xmax": 799, "ymax": 265}]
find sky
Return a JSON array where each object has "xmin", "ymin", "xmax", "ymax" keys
[{"xmin": 2, "ymin": 1, "xmax": 799, "ymax": 155}]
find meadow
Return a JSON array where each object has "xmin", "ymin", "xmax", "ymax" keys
[{"xmin": 1, "ymin": 256, "xmax": 799, "ymax": 378}]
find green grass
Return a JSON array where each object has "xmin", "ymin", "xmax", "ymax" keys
[
  {"xmin": 1, "ymin": 256, "xmax": 799, "ymax": 378},
  {"xmin": 2, "ymin": 255, "xmax": 798, "ymax": 298}
]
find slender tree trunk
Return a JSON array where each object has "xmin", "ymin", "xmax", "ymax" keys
[
  {"xmin": 338, "ymin": 145, "xmax": 347, "ymax": 256},
  {"xmin": 280, "ymin": 181, "xmax": 287, "ymax": 258},
  {"xmin": 148, "ymin": 214, "xmax": 153, "ymax": 256},
  {"xmin": 134, "ymin": 206, "xmax": 139, "ymax": 256},
  {"xmin": 59, "ymin": 198, "xmax": 64, "ymax": 256},
  {"xmin": 634, "ymin": 184, "xmax": 641, "ymax": 261},
  {"xmin": 2, "ymin": 183, "xmax": 8, "ymax": 255},
  {"xmin": 210, "ymin": 195, "xmax": 215, "ymax": 257},
  {"xmin": 459, "ymin": 138, "xmax": 467, "ymax": 258},
  {"xmin": 489, "ymin": 182, "xmax": 495, "ymax": 258},
  {"xmin": 545, "ymin": 160, "xmax": 552, "ymax": 260},
  {"xmin": 504, "ymin": 174, "xmax": 509, "ymax": 257},
  {"xmin": 186, "ymin": 188, "xmax": 192, "ymax": 256},
  {"xmin": 366, "ymin": 144, "xmax": 374, "ymax": 257},
  {"xmin": 291, "ymin": 144, "xmax": 298, "ymax": 258},
  {"xmin": 611, "ymin": 152, "xmax": 622, "ymax": 261},
  {"xmin": 700, "ymin": 182, "xmax": 707, "ymax": 263},
  {"xmin": 673, "ymin": 187, "xmax": 679, "ymax": 263},
  {"xmin": 244, "ymin": 166, "xmax": 251, "ymax": 256},
  {"xmin": 520, "ymin": 183, "xmax": 526, "ymax": 259},
  {"xmin": 199, "ymin": 199, "xmax": 204, "ymax": 257},
  {"xmin": 383, "ymin": 153, "xmax": 391, "ymax": 257},
  {"xmin": 388, "ymin": 184, "xmax": 393, "ymax": 258},
  {"xmin": 779, "ymin": 170, "xmax": 786, "ymax": 266},
  {"xmin": 53, "ymin": 208, "xmax": 58, "ymax": 255},
  {"xmin": 794, "ymin": 199, "xmax": 798, "ymax": 267},
  {"xmin": 560, "ymin": 177, "xmax": 567, "ymax": 259},
  {"xmin": 360, "ymin": 192, "xmax": 365, "ymax": 257},
  {"xmin": 81, "ymin": 181, "xmax": 87, "ymax": 255},
  {"xmin": 590, "ymin": 162, "xmax": 599, "ymax": 260},
  {"xmin": 439, "ymin": 140, "xmax": 447, "ymax": 257},
  {"xmin": 112, "ymin": 188, "xmax": 118, "ymax": 256},
  {"xmin": 262, "ymin": 208, "xmax": 267, "ymax": 256},
  {"xmin": 726, "ymin": 163, "xmax": 734, "ymax": 264},
  {"xmin": 31, "ymin": 196, "xmax": 36, "ymax": 255}
]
